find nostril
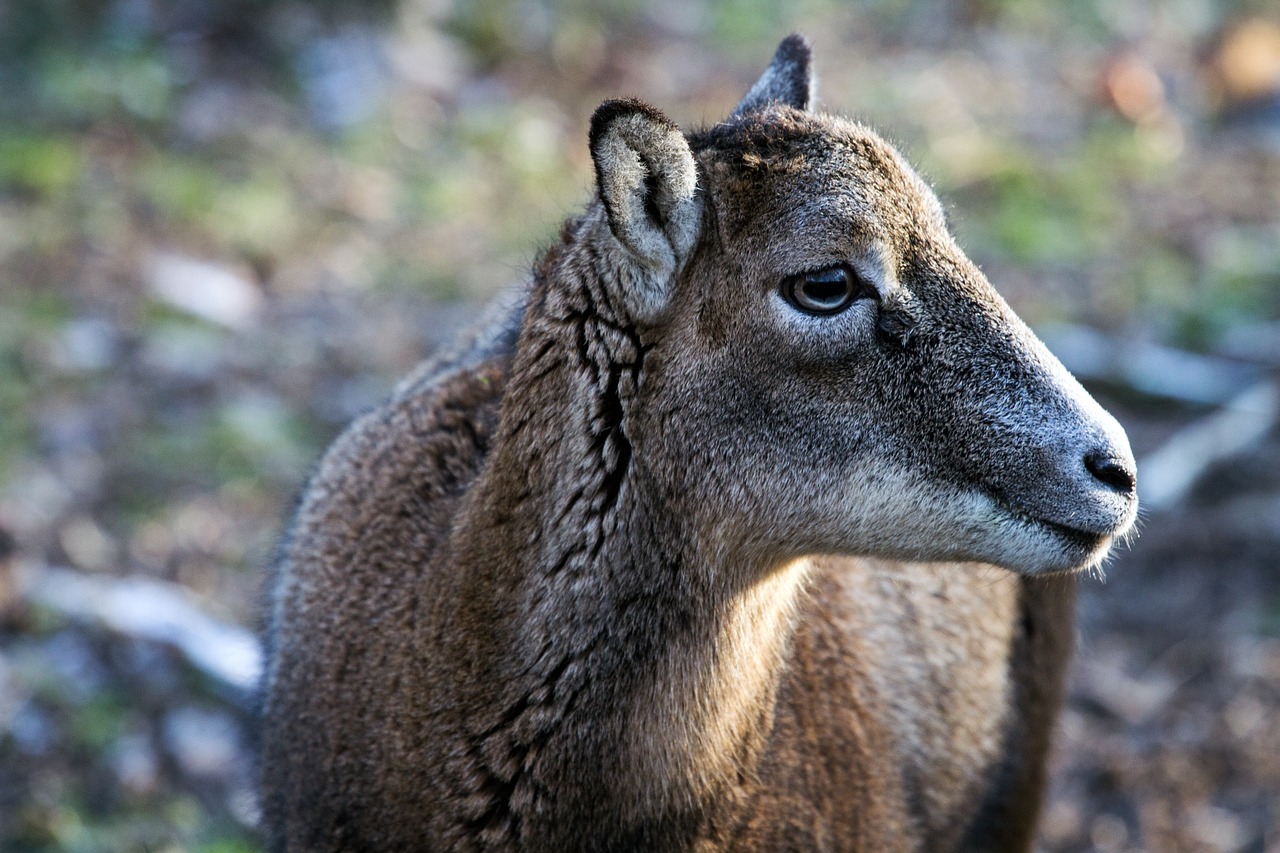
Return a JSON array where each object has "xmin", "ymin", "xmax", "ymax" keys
[{"xmin": 1084, "ymin": 449, "xmax": 1136, "ymax": 494}]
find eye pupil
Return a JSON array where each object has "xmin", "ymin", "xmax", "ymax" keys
[
  {"xmin": 783, "ymin": 266, "xmax": 864, "ymax": 315},
  {"xmin": 802, "ymin": 272, "xmax": 848, "ymax": 306}
]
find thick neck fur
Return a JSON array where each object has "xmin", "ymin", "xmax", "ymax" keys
[{"xmin": 444, "ymin": 215, "xmax": 808, "ymax": 848}]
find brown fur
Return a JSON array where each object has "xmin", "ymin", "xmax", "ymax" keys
[{"xmin": 260, "ymin": 36, "xmax": 1135, "ymax": 852}]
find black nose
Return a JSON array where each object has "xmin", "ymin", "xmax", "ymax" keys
[{"xmin": 1084, "ymin": 449, "xmax": 1136, "ymax": 494}]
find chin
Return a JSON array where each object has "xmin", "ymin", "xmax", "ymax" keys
[{"xmin": 985, "ymin": 516, "xmax": 1120, "ymax": 577}]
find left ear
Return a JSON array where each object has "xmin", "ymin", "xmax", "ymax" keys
[
  {"xmin": 589, "ymin": 98, "xmax": 702, "ymax": 322},
  {"xmin": 731, "ymin": 33, "xmax": 815, "ymax": 118}
]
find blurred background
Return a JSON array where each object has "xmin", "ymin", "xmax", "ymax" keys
[{"xmin": 1, "ymin": 0, "xmax": 1279, "ymax": 850}]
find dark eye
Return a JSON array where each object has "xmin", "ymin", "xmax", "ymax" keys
[{"xmin": 781, "ymin": 265, "xmax": 870, "ymax": 316}]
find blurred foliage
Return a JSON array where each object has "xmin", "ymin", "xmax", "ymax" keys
[{"xmin": 0, "ymin": 0, "xmax": 398, "ymax": 70}]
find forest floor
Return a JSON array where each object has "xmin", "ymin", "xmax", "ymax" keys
[{"xmin": 1, "ymin": 2, "xmax": 1279, "ymax": 850}]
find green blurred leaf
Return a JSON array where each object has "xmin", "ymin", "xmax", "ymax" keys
[{"xmin": 0, "ymin": 133, "xmax": 82, "ymax": 197}]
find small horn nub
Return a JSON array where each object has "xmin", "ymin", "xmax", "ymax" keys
[{"xmin": 731, "ymin": 34, "xmax": 815, "ymax": 118}]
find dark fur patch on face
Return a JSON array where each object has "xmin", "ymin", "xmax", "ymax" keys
[{"xmin": 690, "ymin": 107, "xmax": 821, "ymax": 164}]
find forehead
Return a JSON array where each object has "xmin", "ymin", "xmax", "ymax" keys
[{"xmin": 692, "ymin": 110, "xmax": 946, "ymax": 257}]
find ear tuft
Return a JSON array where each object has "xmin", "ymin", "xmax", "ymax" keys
[
  {"xmin": 731, "ymin": 33, "xmax": 815, "ymax": 118},
  {"xmin": 588, "ymin": 98, "xmax": 702, "ymax": 320}
]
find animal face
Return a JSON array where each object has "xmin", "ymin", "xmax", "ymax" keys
[{"xmin": 586, "ymin": 38, "xmax": 1137, "ymax": 576}]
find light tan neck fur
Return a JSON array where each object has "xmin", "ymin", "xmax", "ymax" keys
[{"xmin": 624, "ymin": 558, "xmax": 810, "ymax": 815}]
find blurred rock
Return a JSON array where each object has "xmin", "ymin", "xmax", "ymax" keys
[
  {"xmin": 8, "ymin": 701, "xmax": 54, "ymax": 756},
  {"xmin": 145, "ymin": 252, "xmax": 264, "ymax": 331},
  {"xmin": 1188, "ymin": 804, "xmax": 1250, "ymax": 851},
  {"xmin": 50, "ymin": 319, "xmax": 119, "ymax": 373},
  {"xmin": 111, "ymin": 637, "xmax": 183, "ymax": 699},
  {"xmin": 298, "ymin": 26, "xmax": 390, "ymax": 129},
  {"xmin": 387, "ymin": 21, "xmax": 470, "ymax": 93},
  {"xmin": 37, "ymin": 402, "xmax": 99, "ymax": 456},
  {"xmin": 176, "ymin": 82, "xmax": 288, "ymax": 145},
  {"xmin": 339, "ymin": 164, "xmax": 398, "ymax": 222},
  {"xmin": 138, "ymin": 323, "xmax": 227, "ymax": 382},
  {"xmin": 38, "ymin": 630, "xmax": 110, "ymax": 705},
  {"xmin": 57, "ymin": 516, "xmax": 119, "ymax": 574},
  {"xmin": 162, "ymin": 706, "xmax": 241, "ymax": 780},
  {"xmin": 1090, "ymin": 812, "xmax": 1130, "ymax": 851},
  {"xmin": 109, "ymin": 732, "xmax": 159, "ymax": 797},
  {"xmin": 1075, "ymin": 653, "xmax": 1180, "ymax": 725},
  {"xmin": 1223, "ymin": 693, "xmax": 1267, "ymax": 740},
  {"xmin": 5, "ymin": 465, "xmax": 74, "ymax": 532},
  {"xmin": 226, "ymin": 784, "xmax": 262, "ymax": 830}
]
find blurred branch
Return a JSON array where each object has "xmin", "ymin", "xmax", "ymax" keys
[
  {"xmin": 1217, "ymin": 321, "xmax": 1280, "ymax": 369},
  {"xmin": 1038, "ymin": 323, "xmax": 1264, "ymax": 406},
  {"xmin": 1137, "ymin": 380, "xmax": 1280, "ymax": 513},
  {"xmin": 19, "ymin": 565, "xmax": 263, "ymax": 704}
]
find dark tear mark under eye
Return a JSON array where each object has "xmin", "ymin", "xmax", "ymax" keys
[{"xmin": 876, "ymin": 294, "xmax": 919, "ymax": 348}]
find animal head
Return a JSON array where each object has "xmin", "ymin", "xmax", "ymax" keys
[{"xmin": 566, "ymin": 35, "xmax": 1137, "ymax": 576}]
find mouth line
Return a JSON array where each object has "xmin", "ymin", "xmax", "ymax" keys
[{"xmin": 986, "ymin": 492, "xmax": 1111, "ymax": 551}]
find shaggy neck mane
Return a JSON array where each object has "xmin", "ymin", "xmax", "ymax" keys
[{"xmin": 444, "ymin": 218, "xmax": 809, "ymax": 845}]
